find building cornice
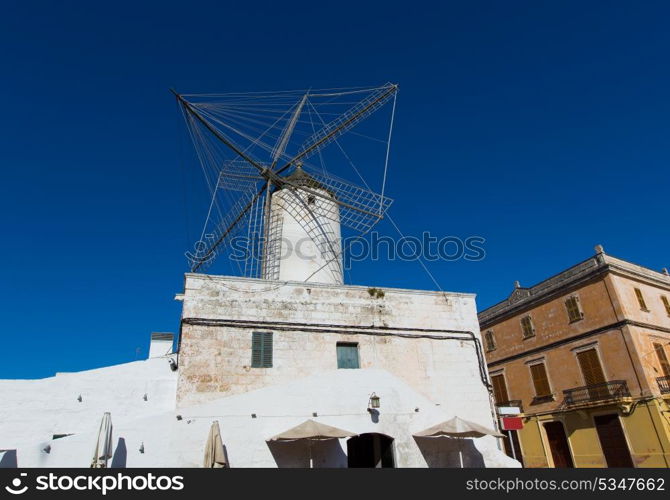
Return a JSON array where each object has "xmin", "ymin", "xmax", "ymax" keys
[{"xmin": 479, "ymin": 250, "xmax": 670, "ymax": 327}]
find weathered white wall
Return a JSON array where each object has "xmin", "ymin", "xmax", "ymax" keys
[
  {"xmin": 0, "ymin": 273, "xmax": 518, "ymax": 468},
  {"xmin": 0, "ymin": 356, "xmax": 177, "ymax": 466},
  {"xmin": 14, "ymin": 369, "xmax": 518, "ymax": 468},
  {"xmin": 177, "ymin": 275, "xmax": 485, "ymax": 408}
]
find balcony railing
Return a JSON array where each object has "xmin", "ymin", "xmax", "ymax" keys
[
  {"xmin": 563, "ymin": 380, "xmax": 630, "ymax": 406},
  {"xmin": 658, "ymin": 376, "xmax": 670, "ymax": 395}
]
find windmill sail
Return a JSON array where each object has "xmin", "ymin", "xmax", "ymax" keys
[{"xmin": 175, "ymin": 84, "xmax": 397, "ymax": 278}]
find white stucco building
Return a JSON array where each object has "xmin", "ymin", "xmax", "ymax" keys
[
  {"xmin": 0, "ymin": 278, "xmax": 517, "ymax": 468},
  {"xmin": 0, "ymin": 168, "xmax": 518, "ymax": 468}
]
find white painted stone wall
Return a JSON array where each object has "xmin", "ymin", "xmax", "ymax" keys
[
  {"xmin": 0, "ymin": 273, "xmax": 519, "ymax": 468},
  {"xmin": 177, "ymin": 275, "xmax": 487, "ymax": 409},
  {"xmin": 10, "ymin": 369, "xmax": 518, "ymax": 468},
  {"xmin": 0, "ymin": 357, "xmax": 177, "ymax": 467}
]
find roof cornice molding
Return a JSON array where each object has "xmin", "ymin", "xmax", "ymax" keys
[{"xmin": 479, "ymin": 252, "xmax": 670, "ymax": 327}]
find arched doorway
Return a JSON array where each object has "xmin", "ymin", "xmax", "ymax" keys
[{"xmin": 346, "ymin": 433, "xmax": 395, "ymax": 468}]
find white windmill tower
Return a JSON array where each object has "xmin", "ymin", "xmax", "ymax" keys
[
  {"xmin": 263, "ymin": 164, "xmax": 343, "ymax": 284},
  {"xmin": 173, "ymin": 84, "xmax": 397, "ymax": 283}
]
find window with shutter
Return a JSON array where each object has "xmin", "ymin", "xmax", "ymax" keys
[
  {"xmin": 654, "ymin": 343, "xmax": 670, "ymax": 377},
  {"xmin": 491, "ymin": 374, "xmax": 509, "ymax": 403},
  {"xmin": 530, "ymin": 363, "xmax": 551, "ymax": 397},
  {"xmin": 577, "ymin": 349, "xmax": 605, "ymax": 385},
  {"xmin": 485, "ymin": 330, "xmax": 496, "ymax": 351},
  {"xmin": 565, "ymin": 296, "xmax": 583, "ymax": 322},
  {"xmin": 251, "ymin": 332, "xmax": 273, "ymax": 368},
  {"xmin": 520, "ymin": 316, "xmax": 535, "ymax": 339},
  {"xmin": 336, "ymin": 343, "xmax": 360, "ymax": 369},
  {"xmin": 661, "ymin": 296, "xmax": 670, "ymax": 316},
  {"xmin": 634, "ymin": 288, "xmax": 648, "ymax": 311}
]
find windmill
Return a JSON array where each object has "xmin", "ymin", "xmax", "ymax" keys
[{"xmin": 173, "ymin": 84, "xmax": 398, "ymax": 284}]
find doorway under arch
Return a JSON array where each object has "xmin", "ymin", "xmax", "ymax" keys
[{"xmin": 346, "ymin": 433, "xmax": 395, "ymax": 468}]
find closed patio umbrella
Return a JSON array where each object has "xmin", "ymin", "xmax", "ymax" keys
[
  {"xmin": 91, "ymin": 412, "xmax": 113, "ymax": 468},
  {"xmin": 413, "ymin": 416, "xmax": 503, "ymax": 468},
  {"xmin": 203, "ymin": 420, "xmax": 229, "ymax": 468},
  {"xmin": 268, "ymin": 419, "xmax": 357, "ymax": 468}
]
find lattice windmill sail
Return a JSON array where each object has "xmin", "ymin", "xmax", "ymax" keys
[{"xmin": 174, "ymin": 84, "xmax": 398, "ymax": 284}]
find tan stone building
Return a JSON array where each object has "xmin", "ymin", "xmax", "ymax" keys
[{"xmin": 479, "ymin": 246, "xmax": 670, "ymax": 467}]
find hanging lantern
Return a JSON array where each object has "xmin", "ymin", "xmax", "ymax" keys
[{"xmin": 368, "ymin": 393, "xmax": 381, "ymax": 411}]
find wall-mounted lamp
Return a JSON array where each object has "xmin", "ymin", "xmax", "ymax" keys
[
  {"xmin": 367, "ymin": 393, "xmax": 380, "ymax": 413},
  {"xmin": 176, "ymin": 415, "xmax": 183, "ymax": 421},
  {"xmin": 77, "ymin": 395, "xmax": 82, "ymax": 403},
  {"xmin": 42, "ymin": 445, "xmax": 51, "ymax": 454},
  {"xmin": 168, "ymin": 358, "xmax": 178, "ymax": 371},
  {"xmin": 251, "ymin": 413, "xmax": 257, "ymax": 419},
  {"xmin": 143, "ymin": 393, "xmax": 148, "ymax": 401},
  {"xmin": 312, "ymin": 412, "xmax": 318, "ymax": 417},
  {"xmin": 139, "ymin": 442, "xmax": 145, "ymax": 454}
]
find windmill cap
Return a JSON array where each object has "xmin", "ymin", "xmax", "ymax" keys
[{"xmin": 280, "ymin": 165, "xmax": 334, "ymax": 196}]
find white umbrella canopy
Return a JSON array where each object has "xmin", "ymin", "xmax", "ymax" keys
[
  {"xmin": 203, "ymin": 420, "xmax": 229, "ymax": 468},
  {"xmin": 413, "ymin": 416, "xmax": 503, "ymax": 468},
  {"xmin": 268, "ymin": 419, "xmax": 357, "ymax": 468},
  {"xmin": 268, "ymin": 419, "xmax": 357, "ymax": 442},
  {"xmin": 413, "ymin": 416, "xmax": 504, "ymax": 439},
  {"xmin": 91, "ymin": 412, "xmax": 113, "ymax": 468}
]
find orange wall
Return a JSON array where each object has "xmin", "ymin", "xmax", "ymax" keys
[{"xmin": 486, "ymin": 279, "xmax": 619, "ymax": 366}]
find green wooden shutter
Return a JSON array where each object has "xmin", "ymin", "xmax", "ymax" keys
[
  {"xmin": 262, "ymin": 332, "xmax": 273, "ymax": 368},
  {"xmin": 251, "ymin": 332, "xmax": 273, "ymax": 368},
  {"xmin": 337, "ymin": 343, "xmax": 360, "ymax": 369},
  {"xmin": 251, "ymin": 332, "xmax": 262, "ymax": 367}
]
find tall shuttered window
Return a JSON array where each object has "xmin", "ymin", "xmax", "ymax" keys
[
  {"xmin": 521, "ymin": 315, "xmax": 535, "ymax": 339},
  {"xmin": 661, "ymin": 296, "xmax": 670, "ymax": 316},
  {"xmin": 530, "ymin": 363, "xmax": 552, "ymax": 397},
  {"xmin": 565, "ymin": 296, "xmax": 583, "ymax": 322},
  {"xmin": 654, "ymin": 343, "xmax": 670, "ymax": 378},
  {"xmin": 634, "ymin": 288, "xmax": 648, "ymax": 311},
  {"xmin": 491, "ymin": 374, "xmax": 509, "ymax": 403},
  {"xmin": 485, "ymin": 330, "xmax": 496, "ymax": 352},
  {"xmin": 336, "ymin": 343, "xmax": 360, "ymax": 369},
  {"xmin": 577, "ymin": 348, "xmax": 606, "ymax": 386},
  {"xmin": 251, "ymin": 332, "xmax": 273, "ymax": 368}
]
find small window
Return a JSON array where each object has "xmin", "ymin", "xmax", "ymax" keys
[
  {"xmin": 521, "ymin": 315, "xmax": 535, "ymax": 339},
  {"xmin": 336, "ymin": 342, "xmax": 360, "ymax": 369},
  {"xmin": 491, "ymin": 374, "xmax": 509, "ymax": 403},
  {"xmin": 251, "ymin": 332, "xmax": 273, "ymax": 368},
  {"xmin": 654, "ymin": 343, "xmax": 670, "ymax": 378},
  {"xmin": 565, "ymin": 296, "xmax": 584, "ymax": 323},
  {"xmin": 484, "ymin": 330, "xmax": 496, "ymax": 352},
  {"xmin": 661, "ymin": 296, "xmax": 670, "ymax": 316},
  {"xmin": 530, "ymin": 363, "xmax": 552, "ymax": 397},
  {"xmin": 634, "ymin": 288, "xmax": 648, "ymax": 311}
]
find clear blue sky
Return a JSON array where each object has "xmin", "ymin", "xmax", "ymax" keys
[{"xmin": 2, "ymin": 1, "xmax": 668, "ymax": 378}]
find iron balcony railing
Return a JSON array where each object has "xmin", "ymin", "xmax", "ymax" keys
[
  {"xmin": 657, "ymin": 376, "xmax": 670, "ymax": 395},
  {"xmin": 563, "ymin": 380, "xmax": 630, "ymax": 406}
]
